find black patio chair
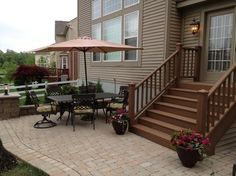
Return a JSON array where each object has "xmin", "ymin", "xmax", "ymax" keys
[
  {"xmin": 29, "ymin": 91, "xmax": 57, "ymax": 128},
  {"xmin": 106, "ymin": 89, "xmax": 129, "ymax": 123},
  {"xmin": 70, "ymin": 94, "xmax": 96, "ymax": 131}
]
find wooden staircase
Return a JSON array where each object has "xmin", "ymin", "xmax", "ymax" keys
[{"xmin": 131, "ymin": 82, "xmax": 212, "ymax": 149}]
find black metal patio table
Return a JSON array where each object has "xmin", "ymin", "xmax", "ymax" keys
[{"xmin": 48, "ymin": 92, "xmax": 119, "ymax": 120}]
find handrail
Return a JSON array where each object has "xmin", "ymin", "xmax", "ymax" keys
[
  {"xmin": 136, "ymin": 50, "xmax": 180, "ymax": 88},
  {"xmin": 203, "ymin": 64, "xmax": 236, "ymax": 154},
  {"xmin": 128, "ymin": 43, "xmax": 202, "ymax": 123},
  {"xmin": 208, "ymin": 64, "xmax": 236, "ymax": 97}
]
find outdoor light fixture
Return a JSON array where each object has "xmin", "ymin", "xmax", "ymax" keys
[
  {"xmin": 190, "ymin": 18, "xmax": 200, "ymax": 35},
  {"xmin": 4, "ymin": 84, "xmax": 9, "ymax": 95}
]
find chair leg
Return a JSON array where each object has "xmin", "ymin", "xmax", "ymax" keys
[
  {"xmin": 72, "ymin": 114, "xmax": 75, "ymax": 132},
  {"xmin": 92, "ymin": 114, "xmax": 95, "ymax": 130}
]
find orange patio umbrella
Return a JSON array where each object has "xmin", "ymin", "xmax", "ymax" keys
[{"xmin": 33, "ymin": 36, "xmax": 141, "ymax": 92}]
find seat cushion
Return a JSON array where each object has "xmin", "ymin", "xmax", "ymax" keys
[
  {"xmin": 74, "ymin": 106, "xmax": 93, "ymax": 113},
  {"xmin": 108, "ymin": 103, "xmax": 123, "ymax": 109},
  {"xmin": 37, "ymin": 104, "xmax": 56, "ymax": 113}
]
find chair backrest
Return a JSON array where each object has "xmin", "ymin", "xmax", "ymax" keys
[
  {"xmin": 72, "ymin": 94, "xmax": 95, "ymax": 110},
  {"xmin": 122, "ymin": 90, "xmax": 129, "ymax": 106},
  {"xmin": 118, "ymin": 86, "xmax": 128, "ymax": 97},
  {"xmin": 29, "ymin": 91, "xmax": 39, "ymax": 108},
  {"xmin": 46, "ymin": 85, "xmax": 62, "ymax": 96}
]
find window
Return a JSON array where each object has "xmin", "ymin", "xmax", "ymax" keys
[
  {"xmin": 92, "ymin": 23, "xmax": 101, "ymax": 62},
  {"xmin": 103, "ymin": 17, "xmax": 122, "ymax": 61},
  {"xmin": 92, "ymin": 0, "xmax": 101, "ymax": 19},
  {"xmin": 124, "ymin": 0, "xmax": 139, "ymax": 8},
  {"xmin": 103, "ymin": 0, "xmax": 122, "ymax": 16},
  {"xmin": 38, "ymin": 56, "xmax": 48, "ymax": 67},
  {"xmin": 124, "ymin": 11, "xmax": 138, "ymax": 60},
  {"xmin": 61, "ymin": 55, "xmax": 68, "ymax": 69}
]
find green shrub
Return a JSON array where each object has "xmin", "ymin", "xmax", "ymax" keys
[
  {"xmin": 96, "ymin": 79, "xmax": 103, "ymax": 93},
  {"xmin": 61, "ymin": 84, "xmax": 78, "ymax": 95}
]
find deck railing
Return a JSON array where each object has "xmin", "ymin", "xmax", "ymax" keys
[{"xmin": 128, "ymin": 44, "xmax": 201, "ymax": 123}]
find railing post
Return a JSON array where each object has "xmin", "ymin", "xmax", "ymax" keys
[
  {"xmin": 194, "ymin": 46, "xmax": 201, "ymax": 82},
  {"xmin": 196, "ymin": 89, "xmax": 208, "ymax": 135},
  {"xmin": 128, "ymin": 83, "xmax": 136, "ymax": 126},
  {"xmin": 176, "ymin": 43, "xmax": 182, "ymax": 83}
]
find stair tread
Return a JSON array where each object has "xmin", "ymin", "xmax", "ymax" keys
[
  {"xmin": 155, "ymin": 102, "xmax": 197, "ymax": 112},
  {"xmin": 132, "ymin": 124, "xmax": 171, "ymax": 140},
  {"xmin": 140, "ymin": 116, "xmax": 184, "ymax": 131},
  {"xmin": 169, "ymin": 88, "xmax": 198, "ymax": 93},
  {"xmin": 162, "ymin": 94, "xmax": 197, "ymax": 102},
  {"xmin": 148, "ymin": 109, "xmax": 197, "ymax": 124}
]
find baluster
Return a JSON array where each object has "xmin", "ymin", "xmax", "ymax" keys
[
  {"xmin": 191, "ymin": 50, "xmax": 194, "ymax": 77},
  {"xmin": 136, "ymin": 88, "xmax": 139, "ymax": 113},
  {"xmin": 233, "ymin": 70, "xmax": 236, "ymax": 101},
  {"xmin": 222, "ymin": 81, "xmax": 226, "ymax": 113},
  {"xmin": 150, "ymin": 75, "xmax": 153, "ymax": 100},
  {"xmin": 217, "ymin": 87, "xmax": 221, "ymax": 119},
  {"xmin": 164, "ymin": 64, "xmax": 166, "ymax": 86},
  {"xmin": 186, "ymin": 50, "xmax": 190, "ymax": 77},
  {"xmin": 146, "ymin": 80, "xmax": 148, "ymax": 104},
  {"xmin": 168, "ymin": 60, "xmax": 171, "ymax": 83},
  {"xmin": 159, "ymin": 69, "xmax": 162, "ymax": 92},
  {"xmin": 211, "ymin": 93, "xmax": 215, "ymax": 126},
  {"xmin": 141, "ymin": 84, "xmax": 144, "ymax": 108},
  {"xmin": 154, "ymin": 71, "xmax": 157, "ymax": 96},
  {"xmin": 227, "ymin": 75, "xmax": 231, "ymax": 108},
  {"xmin": 183, "ymin": 49, "xmax": 186, "ymax": 77}
]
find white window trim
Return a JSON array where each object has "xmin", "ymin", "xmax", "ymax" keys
[
  {"xmin": 103, "ymin": 0, "xmax": 122, "ymax": 16},
  {"xmin": 92, "ymin": 0, "xmax": 101, "ymax": 20},
  {"xmin": 123, "ymin": 11, "xmax": 139, "ymax": 62},
  {"xmin": 103, "ymin": 16, "xmax": 122, "ymax": 62},
  {"xmin": 124, "ymin": 0, "xmax": 139, "ymax": 8},
  {"xmin": 92, "ymin": 23, "xmax": 102, "ymax": 62},
  {"xmin": 60, "ymin": 55, "xmax": 68, "ymax": 69}
]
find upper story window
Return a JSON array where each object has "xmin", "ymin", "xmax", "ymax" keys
[
  {"xmin": 124, "ymin": 11, "xmax": 138, "ymax": 61},
  {"xmin": 103, "ymin": 17, "xmax": 122, "ymax": 61},
  {"xmin": 61, "ymin": 55, "xmax": 68, "ymax": 69},
  {"xmin": 92, "ymin": 0, "xmax": 101, "ymax": 19},
  {"xmin": 103, "ymin": 0, "xmax": 122, "ymax": 16},
  {"xmin": 92, "ymin": 23, "xmax": 101, "ymax": 62},
  {"xmin": 124, "ymin": 0, "xmax": 139, "ymax": 8}
]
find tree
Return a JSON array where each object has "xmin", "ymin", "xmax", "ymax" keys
[{"xmin": 12, "ymin": 65, "xmax": 50, "ymax": 86}]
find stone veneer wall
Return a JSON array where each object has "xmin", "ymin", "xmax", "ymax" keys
[
  {"xmin": 0, "ymin": 93, "xmax": 20, "ymax": 120},
  {"xmin": 19, "ymin": 105, "xmax": 36, "ymax": 116}
]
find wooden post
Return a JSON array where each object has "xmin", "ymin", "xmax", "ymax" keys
[
  {"xmin": 196, "ymin": 89, "xmax": 208, "ymax": 135},
  {"xmin": 128, "ymin": 83, "xmax": 136, "ymax": 126},
  {"xmin": 194, "ymin": 46, "xmax": 201, "ymax": 82},
  {"xmin": 176, "ymin": 43, "xmax": 182, "ymax": 84}
]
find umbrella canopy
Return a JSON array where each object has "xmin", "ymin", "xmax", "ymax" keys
[{"xmin": 33, "ymin": 36, "xmax": 142, "ymax": 92}]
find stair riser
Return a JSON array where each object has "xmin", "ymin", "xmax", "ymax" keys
[
  {"xmin": 162, "ymin": 97, "xmax": 197, "ymax": 108},
  {"xmin": 178, "ymin": 83, "xmax": 212, "ymax": 90},
  {"xmin": 147, "ymin": 111, "xmax": 196, "ymax": 129},
  {"xmin": 131, "ymin": 127, "xmax": 173, "ymax": 149},
  {"xmin": 168, "ymin": 90, "xmax": 198, "ymax": 99},
  {"xmin": 138, "ymin": 118, "xmax": 176, "ymax": 135},
  {"xmin": 154, "ymin": 104, "xmax": 197, "ymax": 118}
]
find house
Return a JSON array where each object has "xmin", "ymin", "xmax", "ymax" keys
[
  {"xmin": 35, "ymin": 18, "xmax": 79, "ymax": 81},
  {"xmin": 76, "ymin": 0, "xmax": 236, "ymax": 153}
]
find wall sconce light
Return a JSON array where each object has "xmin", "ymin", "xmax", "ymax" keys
[
  {"xmin": 190, "ymin": 18, "xmax": 200, "ymax": 35},
  {"xmin": 4, "ymin": 84, "xmax": 9, "ymax": 95}
]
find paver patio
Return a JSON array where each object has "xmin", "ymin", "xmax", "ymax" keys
[{"xmin": 0, "ymin": 113, "xmax": 234, "ymax": 176}]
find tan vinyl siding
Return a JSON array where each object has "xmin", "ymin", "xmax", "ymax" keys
[
  {"xmin": 78, "ymin": 0, "xmax": 168, "ymax": 85},
  {"xmin": 167, "ymin": 0, "xmax": 181, "ymax": 55},
  {"xmin": 182, "ymin": 11, "xmax": 201, "ymax": 47}
]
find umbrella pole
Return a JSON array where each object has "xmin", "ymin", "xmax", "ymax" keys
[{"xmin": 83, "ymin": 51, "xmax": 88, "ymax": 93}]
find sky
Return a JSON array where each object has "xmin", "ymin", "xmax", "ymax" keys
[{"xmin": 0, "ymin": 0, "xmax": 77, "ymax": 53}]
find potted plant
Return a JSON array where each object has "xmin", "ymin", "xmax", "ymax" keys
[
  {"xmin": 111, "ymin": 109, "xmax": 129, "ymax": 135},
  {"xmin": 170, "ymin": 129, "xmax": 210, "ymax": 168}
]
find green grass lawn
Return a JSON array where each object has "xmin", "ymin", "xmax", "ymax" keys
[{"xmin": 0, "ymin": 162, "xmax": 48, "ymax": 176}]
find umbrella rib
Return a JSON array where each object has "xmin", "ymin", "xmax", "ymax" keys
[{"xmin": 96, "ymin": 47, "xmax": 107, "ymax": 53}]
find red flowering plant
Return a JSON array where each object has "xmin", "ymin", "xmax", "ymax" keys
[
  {"xmin": 111, "ymin": 108, "xmax": 129, "ymax": 123},
  {"xmin": 171, "ymin": 129, "xmax": 210, "ymax": 157}
]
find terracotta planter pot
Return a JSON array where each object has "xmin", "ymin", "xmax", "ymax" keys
[
  {"xmin": 176, "ymin": 146, "xmax": 199, "ymax": 168},
  {"xmin": 112, "ymin": 120, "xmax": 128, "ymax": 135}
]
